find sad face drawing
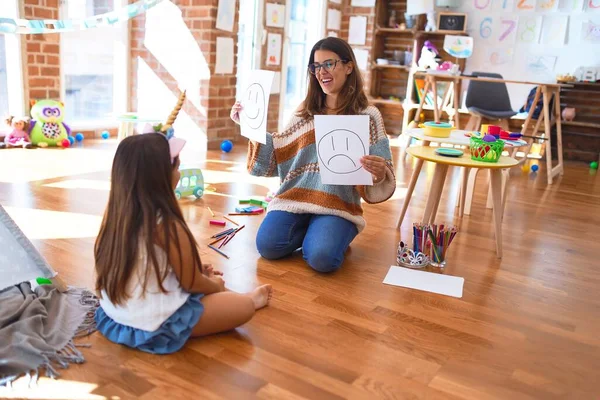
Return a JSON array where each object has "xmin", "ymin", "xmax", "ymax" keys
[
  {"xmin": 317, "ymin": 129, "xmax": 367, "ymax": 174},
  {"xmin": 242, "ymin": 83, "xmax": 266, "ymax": 130}
]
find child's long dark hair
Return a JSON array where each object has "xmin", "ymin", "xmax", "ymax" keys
[{"xmin": 95, "ymin": 133, "xmax": 202, "ymax": 305}]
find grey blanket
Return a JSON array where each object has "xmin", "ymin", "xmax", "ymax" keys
[{"xmin": 0, "ymin": 282, "xmax": 98, "ymax": 386}]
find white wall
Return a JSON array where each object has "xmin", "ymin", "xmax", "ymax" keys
[{"xmin": 454, "ymin": 1, "xmax": 600, "ymax": 110}]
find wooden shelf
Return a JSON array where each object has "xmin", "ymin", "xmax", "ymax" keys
[
  {"xmin": 370, "ymin": 98, "xmax": 404, "ymax": 107},
  {"xmin": 371, "ymin": 64, "xmax": 411, "ymax": 71},
  {"xmin": 562, "ymin": 121, "xmax": 600, "ymax": 128},
  {"xmin": 375, "ymin": 27, "xmax": 415, "ymax": 35},
  {"xmin": 416, "ymin": 30, "xmax": 467, "ymax": 36}
]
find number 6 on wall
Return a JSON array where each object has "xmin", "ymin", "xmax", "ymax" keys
[{"xmin": 480, "ymin": 17, "xmax": 493, "ymax": 39}]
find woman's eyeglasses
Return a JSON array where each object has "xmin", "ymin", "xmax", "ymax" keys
[{"xmin": 308, "ymin": 59, "xmax": 347, "ymax": 75}]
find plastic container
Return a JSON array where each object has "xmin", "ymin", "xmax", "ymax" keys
[
  {"xmin": 470, "ymin": 137, "xmax": 505, "ymax": 163},
  {"xmin": 423, "ymin": 121, "xmax": 453, "ymax": 138}
]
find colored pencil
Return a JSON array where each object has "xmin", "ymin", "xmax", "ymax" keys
[
  {"xmin": 208, "ymin": 245, "xmax": 229, "ymax": 259},
  {"xmin": 209, "ymin": 235, "xmax": 227, "ymax": 246},
  {"xmin": 220, "ymin": 225, "xmax": 245, "ymax": 248},
  {"xmin": 223, "ymin": 216, "xmax": 239, "ymax": 226},
  {"xmin": 211, "ymin": 228, "xmax": 235, "ymax": 238},
  {"xmin": 207, "ymin": 207, "xmax": 215, "ymax": 217}
]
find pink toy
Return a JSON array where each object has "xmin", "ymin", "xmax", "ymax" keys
[
  {"xmin": 4, "ymin": 116, "xmax": 32, "ymax": 148},
  {"xmin": 562, "ymin": 107, "xmax": 576, "ymax": 122}
]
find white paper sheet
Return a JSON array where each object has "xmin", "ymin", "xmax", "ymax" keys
[
  {"xmin": 383, "ymin": 266, "xmax": 464, "ymax": 298},
  {"xmin": 330, "ymin": 0, "xmax": 341, "ymax": 3},
  {"xmin": 348, "ymin": 16, "xmax": 367, "ymax": 45},
  {"xmin": 215, "ymin": 37, "xmax": 234, "ymax": 74},
  {"xmin": 406, "ymin": 0, "xmax": 434, "ymax": 15},
  {"xmin": 271, "ymin": 71, "xmax": 281, "ymax": 94},
  {"xmin": 517, "ymin": 16, "xmax": 542, "ymax": 44},
  {"xmin": 314, "ymin": 115, "xmax": 372, "ymax": 186},
  {"xmin": 265, "ymin": 3, "xmax": 285, "ymax": 28},
  {"xmin": 541, "ymin": 16, "xmax": 568, "ymax": 45},
  {"xmin": 328, "ymin": 31, "xmax": 339, "ymax": 37},
  {"xmin": 351, "ymin": 0, "xmax": 375, "ymax": 5},
  {"xmin": 266, "ymin": 33, "xmax": 282, "ymax": 66},
  {"xmin": 327, "ymin": 8, "xmax": 341, "ymax": 30},
  {"xmin": 216, "ymin": 0, "xmax": 235, "ymax": 32},
  {"xmin": 239, "ymin": 70, "xmax": 274, "ymax": 144},
  {"xmin": 353, "ymin": 48, "xmax": 369, "ymax": 71}
]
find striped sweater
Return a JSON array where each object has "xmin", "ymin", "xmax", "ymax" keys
[{"xmin": 247, "ymin": 105, "xmax": 396, "ymax": 232}]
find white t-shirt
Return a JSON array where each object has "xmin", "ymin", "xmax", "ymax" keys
[{"xmin": 99, "ymin": 242, "xmax": 190, "ymax": 332}]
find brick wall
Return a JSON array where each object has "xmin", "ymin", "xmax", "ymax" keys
[
  {"xmin": 340, "ymin": 1, "xmax": 376, "ymax": 92},
  {"xmin": 130, "ymin": 0, "xmax": 239, "ymax": 146},
  {"xmin": 262, "ymin": 0, "xmax": 284, "ymax": 133},
  {"xmin": 325, "ymin": 0, "xmax": 342, "ymax": 38},
  {"xmin": 23, "ymin": 0, "xmax": 61, "ymax": 103}
]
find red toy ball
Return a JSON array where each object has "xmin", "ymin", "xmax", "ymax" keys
[{"xmin": 61, "ymin": 139, "xmax": 70, "ymax": 148}]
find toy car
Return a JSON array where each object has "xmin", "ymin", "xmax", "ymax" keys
[{"xmin": 174, "ymin": 168, "xmax": 204, "ymax": 199}]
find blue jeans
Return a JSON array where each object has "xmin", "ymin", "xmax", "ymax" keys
[{"xmin": 256, "ymin": 211, "xmax": 358, "ymax": 273}]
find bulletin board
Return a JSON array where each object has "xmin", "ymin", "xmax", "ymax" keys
[{"xmin": 456, "ymin": 0, "xmax": 600, "ymax": 108}]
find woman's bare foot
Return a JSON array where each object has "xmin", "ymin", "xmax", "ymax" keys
[{"xmin": 250, "ymin": 284, "xmax": 272, "ymax": 310}]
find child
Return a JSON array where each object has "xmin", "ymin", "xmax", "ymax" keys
[{"xmin": 94, "ymin": 94, "xmax": 272, "ymax": 354}]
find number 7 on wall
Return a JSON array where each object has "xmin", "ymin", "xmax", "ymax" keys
[
  {"xmin": 517, "ymin": 0, "xmax": 535, "ymax": 9},
  {"xmin": 499, "ymin": 18, "xmax": 516, "ymax": 42}
]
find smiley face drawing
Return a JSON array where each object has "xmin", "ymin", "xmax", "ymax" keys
[
  {"xmin": 242, "ymin": 83, "xmax": 266, "ymax": 129},
  {"xmin": 317, "ymin": 129, "xmax": 367, "ymax": 174}
]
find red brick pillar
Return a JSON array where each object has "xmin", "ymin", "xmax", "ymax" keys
[
  {"xmin": 341, "ymin": 0, "xmax": 376, "ymax": 90},
  {"xmin": 130, "ymin": 0, "xmax": 240, "ymax": 148},
  {"xmin": 261, "ymin": 0, "xmax": 284, "ymax": 134},
  {"xmin": 23, "ymin": 0, "xmax": 61, "ymax": 102}
]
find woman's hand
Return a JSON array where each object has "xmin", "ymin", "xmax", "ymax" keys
[
  {"xmin": 202, "ymin": 263, "xmax": 223, "ymax": 277},
  {"xmin": 360, "ymin": 155, "xmax": 387, "ymax": 183},
  {"xmin": 230, "ymin": 101, "xmax": 243, "ymax": 124}
]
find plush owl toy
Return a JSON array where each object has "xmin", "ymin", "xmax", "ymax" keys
[{"xmin": 30, "ymin": 100, "xmax": 71, "ymax": 147}]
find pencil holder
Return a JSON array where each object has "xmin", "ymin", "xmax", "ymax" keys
[
  {"xmin": 397, "ymin": 241, "xmax": 429, "ymax": 269},
  {"xmin": 427, "ymin": 244, "xmax": 447, "ymax": 268},
  {"xmin": 469, "ymin": 137, "xmax": 505, "ymax": 163}
]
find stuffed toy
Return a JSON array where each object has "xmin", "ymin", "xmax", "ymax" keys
[
  {"xmin": 30, "ymin": 100, "xmax": 71, "ymax": 147},
  {"xmin": 418, "ymin": 40, "xmax": 440, "ymax": 70},
  {"xmin": 425, "ymin": 12, "xmax": 436, "ymax": 32},
  {"xmin": 4, "ymin": 116, "xmax": 32, "ymax": 148}
]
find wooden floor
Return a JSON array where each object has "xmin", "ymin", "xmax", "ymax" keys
[{"xmin": 1, "ymin": 139, "xmax": 600, "ymax": 399}]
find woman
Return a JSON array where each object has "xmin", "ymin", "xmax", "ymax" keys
[{"xmin": 231, "ymin": 37, "xmax": 395, "ymax": 273}]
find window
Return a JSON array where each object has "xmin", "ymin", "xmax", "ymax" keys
[
  {"xmin": 60, "ymin": 0, "xmax": 127, "ymax": 126},
  {"xmin": 0, "ymin": 1, "xmax": 24, "ymax": 118},
  {"xmin": 236, "ymin": 0, "xmax": 261, "ymax": 98},
  {"xmin": 190, "ymin": 176, "xmax": 197, "ymax": 187},
  {"xmin": 181, "ymin": 177, "xmax": 189, "ymax": 188},
  {"xmin": 281, "ymin": 0, "xmax": 325, "ymax": 127}
]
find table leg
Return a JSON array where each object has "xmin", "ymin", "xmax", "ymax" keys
[
  {"xmin": 489, "ymin": 169, "xmax": 504, "ymax": 258},
  {"xmin": 459, "ymin": 167, "xmax": 470, "ymax": 217},
  {"xmin": 542, "ymin": 86, "xmax": 554, "ymax": 185},
  {"xmin": 453, "ymin": 79, "xmax": 461, "ymax": 129},
  {"xmin": 117, "ymin": 121, "xmax": 126, "ymax": 141},
  {"xmin": 397, "ymin": 158, "xmax": 424, "ymax": 230},
  {"xmin": 422, "ymin": 164, "xmax": 448, "ymax": 224},
  {"xmin": 501, "ymin": 169, "xmax": 509, "ymax": 221},
  {"xmin": 432, "ymin": 77, "xmax": 440, "ymax": 123},
  {"xmin": 553, "ymin": 88, "xmax": 564, "ymax": 176},
  {"xmin": 463, "ymin": 167, "xmax": 479, "ymax": 216},
  {"xmin": 521, "ymin": 87, "xmax": 541, "ymax": 137},
  {"xmin": 409, "ymin": 79, "xmax": 431, "ymax": 128}
]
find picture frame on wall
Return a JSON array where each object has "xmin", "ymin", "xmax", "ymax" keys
[{"xmin": 437, "ymin": 12, "xmax": 467, "ymax": 33}]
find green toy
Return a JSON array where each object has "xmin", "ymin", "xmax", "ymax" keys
[
  {"xmin": 174, "ymin": 168, "xmax": 204, "ymax": 199},
  {"xmin": 591, "ymin": 161, "xmax": 599, "ymax": 170},
  {"xmin": 29, "ymin": 100, "xmax": 71, "ymax": 147}
]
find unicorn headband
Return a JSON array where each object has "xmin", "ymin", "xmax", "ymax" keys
[{"xmin": 138, "ymin": 90, "xmax": 187, "ymax": 162}]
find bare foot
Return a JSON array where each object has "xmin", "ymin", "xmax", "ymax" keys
[{"xmin": 250, "ymin": 284, "xmax": 272, "ymax": 310}]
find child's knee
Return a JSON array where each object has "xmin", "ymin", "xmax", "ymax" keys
[{"xmin": 256, "ymin": 236, "xmax": 282, "ymax": 260}]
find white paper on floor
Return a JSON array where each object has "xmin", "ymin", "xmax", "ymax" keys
[{"xmin": 383, "ymin": 266, "xmax": 464, "ymax": 298}]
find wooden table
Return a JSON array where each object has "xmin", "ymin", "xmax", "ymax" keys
[
  {"xmin": 404, "ymin": 146, "xmax": 518, "ymax": 258},
  {"xmin": 398, "ymin": 128, "xmax": 527, "ymax": 228},
  {"xmin": 410, "ymin": 72, "xmax": 572, "ymax": 184}
]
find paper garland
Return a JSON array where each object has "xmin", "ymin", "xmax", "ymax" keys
[{"xmin": 0, "ymin": 0, "xmax": 163, "ymax": 34}]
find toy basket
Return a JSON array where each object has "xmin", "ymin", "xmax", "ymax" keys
[{"xmin": 469, "ymin": 137, "xmax": 505, "ymax": 163}]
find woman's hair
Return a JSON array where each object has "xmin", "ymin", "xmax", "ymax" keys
[
  {"xmin": 297, "ymin": 37, "xmax": 369, "ymax": 119},
  {"xmin": 95, "ymin": 133, "xmax": 202, "ymax": 305}
]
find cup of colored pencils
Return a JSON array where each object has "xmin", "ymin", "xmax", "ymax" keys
[{"xmin": 426, "ymin": 224, "xmax": 458, "ymax": 268}]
